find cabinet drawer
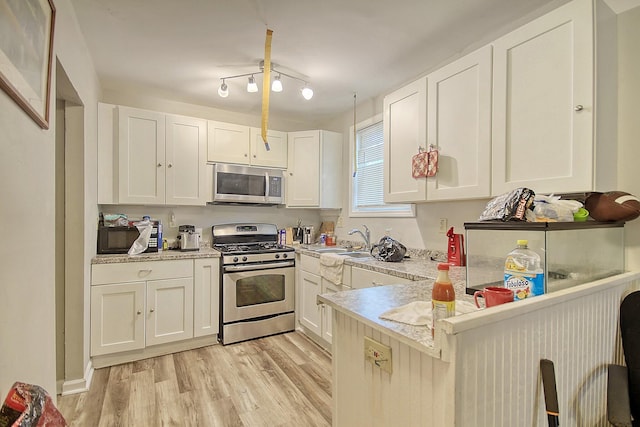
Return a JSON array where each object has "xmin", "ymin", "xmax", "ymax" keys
[
  {"xmin": 92, "ymin": 260, "xmax": 193, "ymax": 285},
  {"xmin": 299, "ymin": 254, "xmax": 321, "ymax": 275}
]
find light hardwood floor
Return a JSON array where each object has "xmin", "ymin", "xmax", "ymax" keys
[{"xmin": 57, "ymin": 332, "xmax": 332, "ymax": 426}]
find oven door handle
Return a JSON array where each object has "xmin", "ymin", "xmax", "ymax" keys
[{"xmin": 224, "ymin": 261, "xmax": 295, "ymax": 272}]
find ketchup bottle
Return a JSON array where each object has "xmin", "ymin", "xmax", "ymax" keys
[{"xmin": 432, "ymin": 263, "xmax": 455, "ymax": 337}]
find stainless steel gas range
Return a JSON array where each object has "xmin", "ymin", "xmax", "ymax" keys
[{"xmin": 212, "ymin": 223, "xmax": 295, "ymax": 345}]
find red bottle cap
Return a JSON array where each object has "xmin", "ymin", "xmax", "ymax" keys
[{"xmin": 437, "ymin": 263, "xmax": 450, "ymax": 270}]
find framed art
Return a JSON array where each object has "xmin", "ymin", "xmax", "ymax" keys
[{"xmin": 0, "ymin": 0, "xmax": 56, "ymax": 129}]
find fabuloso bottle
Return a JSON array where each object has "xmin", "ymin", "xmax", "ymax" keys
[
  {"xmin": 504, "ymin": 240, "xmax": 544, "ymax": 300},
  {"xmin": 432, "ymin": 263, "xmax": 455, "ymax": 337}
]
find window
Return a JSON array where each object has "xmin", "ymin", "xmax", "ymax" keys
[{"xmin": 350, "ymin": 116, "xmax": 414, "ymax": 217}]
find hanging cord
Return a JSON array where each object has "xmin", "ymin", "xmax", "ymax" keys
[
  {"xmin": 352, "ymin": 93, "xmax": 357, "ymax": 177},
  {"xmin": 261, "ymin": 28, "xmax": 273, "ymax": 151}
]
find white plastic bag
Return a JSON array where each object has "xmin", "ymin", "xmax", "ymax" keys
[
  {"xmin": 128, "ymin": 220, "xmax": 153, "ymax": 255},
  {"xmin": 531, "ymin": 194, "xmax": 583, "ymax": 222}
]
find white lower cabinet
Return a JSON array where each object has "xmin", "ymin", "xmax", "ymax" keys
[
  {"xmin": 91, "ymin": 259, "xmax": 219, "ymax": 362},
  {"xmin": 193, "ymin": 258, "xmax": 220, "ymax": 338},
  {"xmin": 145, "ymin": 277, "xmax": 193, "ymax": 346},
  {"xmin": 299, "ymin": 270, "xmax": 322, "ymax": 337},
  {"xmin": 90, "ymin": 281, "xmax": 146, "ymax": 355},
  {"xmin": 297, "ymin": 254, "xmax": 352, "ymax": 348}
]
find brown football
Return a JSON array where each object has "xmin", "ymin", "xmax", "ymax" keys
[{"xmin": 584, "ymin": 191, "xmax": 640, "ymax": 222}]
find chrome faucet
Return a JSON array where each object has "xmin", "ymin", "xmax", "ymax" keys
[{"xmin": 348, "ymin": 225, "xmax": 371, "ymax": 251}]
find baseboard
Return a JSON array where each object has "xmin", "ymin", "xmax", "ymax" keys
[{"xmin": 60, "ymin": 360, "xmax": 94, "ymax": 396}]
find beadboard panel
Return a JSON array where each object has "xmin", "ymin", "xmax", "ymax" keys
[
  {"xmin": 332, "ymin": 311, "xmax": 455, "ymax": 427},
  {"xmin": 331, "ymin": 272, "xmax": 640, "ymax": 427},
  {"xmin": 452, "ymin": 277, "xmax": 640, "ymax": 426}
]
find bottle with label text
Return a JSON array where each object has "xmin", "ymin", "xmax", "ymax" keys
[
  {"xmin": 432, "ymin": 263, "xmax": 455, "ymax": 337},
  {"xmin": 504, "ymin": 239, "xmax": 544, "ymax": 300}
]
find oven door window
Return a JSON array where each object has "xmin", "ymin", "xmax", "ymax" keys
[{"xmin": 236, "ymin": 274, "xmax": 285, "ymax": 307}]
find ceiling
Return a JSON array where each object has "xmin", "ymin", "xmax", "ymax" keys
[{"xmin": 70, "ymin": 0, "xmax": 639, "ymax": 124}]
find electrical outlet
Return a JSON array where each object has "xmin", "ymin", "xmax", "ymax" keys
[
  {"xmin": 169, "ymin": 211, "xmax": 176, "ymax": 228},
  {"xmin": 439, "ymin": 218, "xmax": 448, "ymax": 233},
  {"xmin": 364, "ymin": 336, "xmax": 392, "ymax": 374},
  {"xmin": 336, "ymin": 216, "xmax": 343, "ymax": 227}
]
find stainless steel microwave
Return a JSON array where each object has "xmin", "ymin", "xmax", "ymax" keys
[{"xmin": 210, "ymin": 163, "xmax": 284, "ymax": 205}]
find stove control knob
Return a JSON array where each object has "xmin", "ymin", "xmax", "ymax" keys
[
  {"xmin": 233, "ymin": 257, "xmax": 239, "ymax": 263},
  {"xmin": 242, "ymin": 256, "xmax": 248, "ymax": 262},
  {"xmin": 282, "ymin": 253, "xmax": 288, "ymax": 259},
  {"xmin": 275, "ymin": 254, "xmax": 280, "ymax": 259}
]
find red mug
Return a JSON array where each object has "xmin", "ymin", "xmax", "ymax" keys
[{"xmin": 474, "ymin": 286, "xmax": 514, "ymax": 308}]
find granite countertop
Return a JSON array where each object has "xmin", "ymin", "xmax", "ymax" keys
[
  {"xmin": 318, "ymin": 278, "xmax": 475, "ymax": 357},
  {"xmin": 296, "ymin": 245, "xmax": 466, "ymax": 283},
  {"xmin": 92, "ymin": 247, "xmax": 221, "ymax": 264}
]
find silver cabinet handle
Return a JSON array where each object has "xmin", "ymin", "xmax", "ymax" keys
[
  {"xmin": 244, "ymin": 153, "xmax": 248, "ymax": 157},
  {"xmin": 575, "ymin": 105, "xmax": 584, "ymax": 112},
  {"xmin": 167, "ymin": 163, "xmax": 173, "ymax": 168},
  {"xmin": 138, "ymin": 269, "xmax": 152, "ymax": 277},
  {"xmin": 150, "ymin": 308, "xmax": 155, "ymax": 313},
  {"xmin": 137, "ymin": 310, "xmax": 142, "ymax": 315},
  {"xmin": 157, "ymin": 163, "xmax": 162, "ymax": 167}
]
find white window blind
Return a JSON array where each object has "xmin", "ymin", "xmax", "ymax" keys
[{"xmin": 352, "ymin": 121, "xmax": 413, "ymax": 215}]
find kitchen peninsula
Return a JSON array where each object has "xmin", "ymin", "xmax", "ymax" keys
[{"xmin": 319, "ymin": 271, "xmax": 640, "ymax": 426}]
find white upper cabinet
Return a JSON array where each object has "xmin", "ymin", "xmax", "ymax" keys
[
  {"xmin": 383, "ymin": 77, "xmax": 427, "ymax": 203},
  {"xmin": 207, "ymin": 121, "xmax": 288, "ymax": 169},
  {"xmin": 99, "ymin": 104, "xmax": 207, "ymax": 206},
  {"xmin": 249, "ymin": 128, "xmax": 288, "ymax": 168},
  {"xmin": 426, "ymin": 45, "xmax": 492, "ymax": 201},
  {"xmin": 287, "ymin": 130, "xmax": 342, "ymax": 208},
  {"xmin": 165, "ymin": 115, "xmax": 208, "ymax": 205},
  {"xmin": 491, "ymin": 0, "xmax": 616, "ymax": 195},
  {"xmin": 118, "ymin": 107, "xmax": 166, "ymax": 205},
  {"xmin": 207, "ymin": 121, "xmax": 251, "ymax": 164}
]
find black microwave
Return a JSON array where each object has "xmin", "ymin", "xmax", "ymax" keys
[{"xmin": 97, "ymin": 224, "xmax": 159, "ymax": 254}]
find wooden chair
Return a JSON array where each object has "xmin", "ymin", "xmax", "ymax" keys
[{"xmin": 608, "ymin": 291, "xmax": 640, "ymax": 427}]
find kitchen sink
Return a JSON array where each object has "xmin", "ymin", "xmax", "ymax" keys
[
  {"xmin": 314, "ymin": 247, "xmax": 348, "ymax": 253},
  {"xmin": 339, "ymin": 251, "xmax": 372, "ymax": 259}
]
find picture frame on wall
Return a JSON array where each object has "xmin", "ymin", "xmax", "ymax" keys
[{"xmin": 0, "ymin": 0, "xmax": 56, "ymax": 129}]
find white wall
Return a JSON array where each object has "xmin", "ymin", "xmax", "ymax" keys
[
  {"xmin": 618, "ymin": 5, "xmax": 640, "ymax": 269},
  {"xmin": 0, "ymin": 0, "xmax": 100, "ymax": 397}
]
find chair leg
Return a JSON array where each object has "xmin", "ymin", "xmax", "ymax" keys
[{"xmin": 608, "ymin": 364, "xmax": 633, "ymax": 427}]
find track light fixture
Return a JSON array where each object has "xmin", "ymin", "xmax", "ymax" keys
[{"xmin": 217, "ymin": 62, "xmax": 313, "ymax": 100}]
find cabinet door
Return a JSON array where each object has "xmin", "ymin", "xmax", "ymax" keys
[
  {"xmin": 491, "ymin": 0, "xmax": 593, "ymax": 195},
  {"xmin": 193, "ymin": 258, "xmax": 220, "ymax": 338},
  {"xmin": 118, "ymin": 107, "xmax": 166, "ymax": 204},
  {"xmin": 250, "ymin": 128, "xmax": 288, "ymax": 168},
  {"xmin": 207, "ymin": 121, "xmax": 250, "ymax": 164},
  {"xmin": 90, "ymin": 282, "xmax": 145, "ymax": 356},
  {"xmin": 287, "ymin": 130, "xmax": 320, "ymax": 207},
  {"xmin": 383, "ymin": 77, "xmax": 427, "ymax": 203},
  {"xmin": 426, "ymin": 46, "xmax": 492, "ymax": 200},
  {"xmin": 321, "ymin": 279, "xmax": 340, "ymax": 345},
  {"xmin": 165, "ymin": 115, "xmax": 207, "ymax": 205},
  {"xmin": 146, "ymin": 278, "xmax": 194, "ymax": 346},
  {"xmin": 299, "ymin": 270, "xmax": 322, "ymax": 336}
]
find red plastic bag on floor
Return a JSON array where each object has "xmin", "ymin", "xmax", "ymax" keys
[{"xmin": 0, "ymin": 382, "xmax": 67, "ymax": 427}]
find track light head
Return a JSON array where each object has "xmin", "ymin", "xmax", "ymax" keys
[
  {"xmin": 301, "ymin": 85, "xmax": 314, "ymax": 100},
  {"xmin": 218, "ymin": 81, "xmax": 229, "ymax": 98},
  {"xmin": 247, "ymin": 75, "xmax": 258, "ymax": 93},
  {"xmin": 272, "ymin": 75, "xmax": 283, "ymax": 92}
]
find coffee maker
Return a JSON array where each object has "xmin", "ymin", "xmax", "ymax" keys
[
  {"xmin": 447, "ymin": 227, "xmax": 466, "ymax": 266},
  {"xmin": 178, "ymin": 225, "xmax": 200, "ymax": 251}
]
